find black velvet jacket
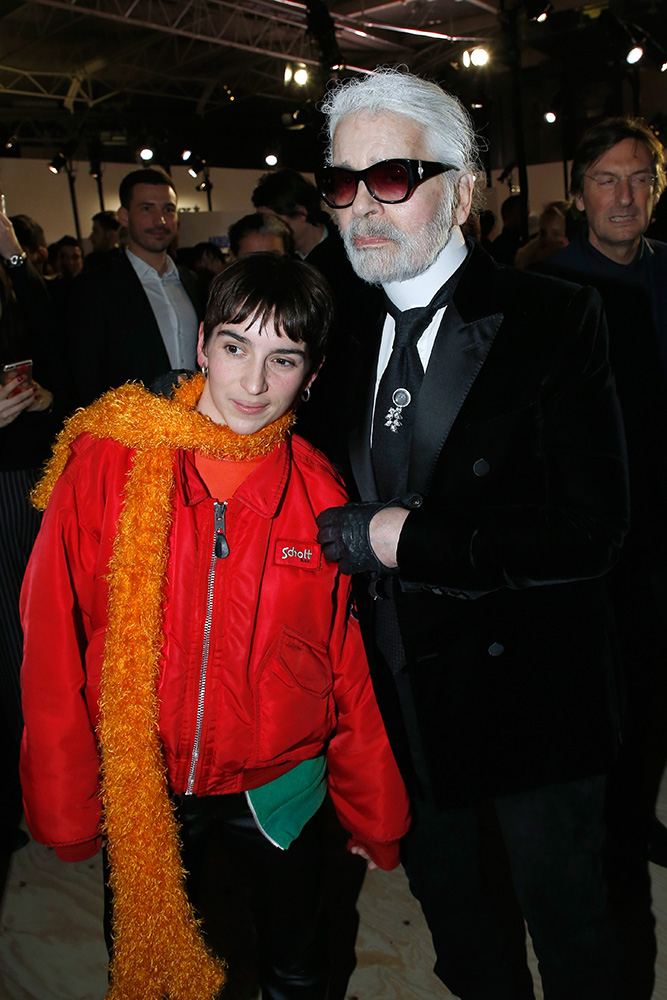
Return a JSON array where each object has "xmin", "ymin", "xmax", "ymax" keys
[{"xmin": 346, "ymin": 242, "xmax": 630, "ymax": 808}]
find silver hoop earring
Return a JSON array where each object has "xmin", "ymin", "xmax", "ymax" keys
[
  {"xmin": 301, "ymin": 386, "xmax": 311, "ymax": 403},
  {"xmin": 200, "ymin": 363, "xmax": 208, "ymax": 378}
]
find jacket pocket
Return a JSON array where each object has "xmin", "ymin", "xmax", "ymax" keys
[{"xmin": 254, "ymin": 626, "xmax": 335, "ymax": 763}]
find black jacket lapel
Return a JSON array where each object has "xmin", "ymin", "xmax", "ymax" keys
[{"xmin": 408, "ymin": 302, "xmax": 502, "ymax": 493}]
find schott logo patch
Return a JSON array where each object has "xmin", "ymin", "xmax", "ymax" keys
[{"xmin": 275, "ymin": 538, "xmax": 321, "ymax": 570}]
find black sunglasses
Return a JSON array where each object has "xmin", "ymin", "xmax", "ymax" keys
[{"xmin": 316, "ymin": 158, "xmax": 458, "ymax": 209}]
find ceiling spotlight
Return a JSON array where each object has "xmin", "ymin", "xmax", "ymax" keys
[
  {"xmin": 463, "ymin": 48, "xmax": 489, "ymax": 68},
  {"xmin": 48, "ymin": 152, "xmax": 67, "ymax": 174},
  {"xmin": 471, "ymin": 47, "xmax": 489, "ymax": 66},
  {"xmin": 5, "ymin": 135, "xmax": 17, "ymax": 150},
  {"xmin": 626, "ymin": 44, "xmax": 644, "ymax": 64},
  {"xmin": 196, "ymin": 179, "xmax": 212, "ymax": 193},
  {"xmin": 284, "ymin": 64, "xmax": 293, "ymax": 86},
  {"xmin": 544, "ymin": 111, "xmax": 557, "ymax": 123},
  {"xmin": 471, "ymin": 102, "xmax": 484, "ymax": 109},
  {"xmin": 265, "ymin": 153, "xmax": 278, "ymax": 167},
  {"xmin": 139, "ymin": 146, "xmax": 154, "ymax": 161},
  {"xmin": 526, "ymin": 0, "xmax": 553, "ymax": 22},
  {"xmin": 662, "ymin": 61, "xmax": 667, "ymax": 72},
  {"xmin": 294, "ymin": 65, "xmax": 309, "ymax": 86},
  {"xmin": 181, "ymin": 149, "xmax": 192, "ymax": 162},
  {"xmin": 187, "ymin": 155, "xmax": 205, "ymax": 178}
]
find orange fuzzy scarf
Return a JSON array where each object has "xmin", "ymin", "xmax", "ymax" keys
[{"xmin": 32, "ymin": 376, "xmax": 295, "ymax": 1000}]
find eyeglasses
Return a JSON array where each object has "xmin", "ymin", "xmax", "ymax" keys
[
  {"xmin": 584, "ymin": 171, "xmax": 657, "ymax": 191},
  {"xmin": 316, "ymin": 159, "xmax": 458, "ymax": 209}
]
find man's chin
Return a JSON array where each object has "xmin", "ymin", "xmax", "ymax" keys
[{"xmin": 346, "ymin": 245, "xmax": 404, "ymax": 285}]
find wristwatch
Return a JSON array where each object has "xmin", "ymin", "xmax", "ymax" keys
[{"xmin": 3, "ymin": 251, "xmax": 27, "ymax": 268}]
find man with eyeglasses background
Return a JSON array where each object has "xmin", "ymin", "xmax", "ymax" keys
[
  {"xmin": 315, "ymin": 69, "xmax": 630, "ymax": 1000},
  {"xmin": 542, "ymin": 119, "xmax": 667, "ymax": 952}
]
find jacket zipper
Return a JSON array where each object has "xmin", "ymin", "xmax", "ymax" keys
[{"xmin": 185, "ymin": 500, "xmax": 229, "ymax": 795}]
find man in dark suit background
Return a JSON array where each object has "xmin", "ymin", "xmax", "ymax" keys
[
  {"xmin": 68, "ymin": 167, "xmax": 202, "ymax": 406},
  {"xmin": 539, "ymin": 111, "xmax": 667, "ymax": 1000},
  {"xmin": 316, "ymin": 69, "xmax": 629, "ymax": 1000}
]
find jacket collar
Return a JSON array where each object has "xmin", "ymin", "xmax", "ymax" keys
[{"xmin": 177, "ymin": 439, "xmax": 292, "ymax": 517}]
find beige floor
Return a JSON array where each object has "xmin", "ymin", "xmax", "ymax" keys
[{"xmin": 2, "ymin": 784, "xmax": 667, "ymax": 1000}]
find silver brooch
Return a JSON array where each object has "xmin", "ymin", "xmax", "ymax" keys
[{"xmin": 385, "ymin": 387, "xmax": 412, "ymax": 432}]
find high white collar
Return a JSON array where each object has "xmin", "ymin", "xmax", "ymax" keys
[{"xmin": 383, "ymin": 226, "xmax": 468, "ymax": 312}]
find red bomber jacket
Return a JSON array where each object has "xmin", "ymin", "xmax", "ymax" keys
[{"xmin": 20, "ymin": 431, "xmax": 410, "ymax": 868}]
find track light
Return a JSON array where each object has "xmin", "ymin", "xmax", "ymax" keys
[
  {"xmin": 284, "ymin": 62, "xmax": 308, "ymax": 86},
  {"xmin": 462, "ymin": 48, "xmax": 489, "ymax": 68},
  {"xmin": 48, "ymin": 152, "xmax": 67, "ymax": 174},
  {"xmin": 544, "ymin": 111, "xmax": 557, "ymax": 124},
  {"xmin": 626, "ymin": 44, "xmax": 644, "ymax": 64},
  {"xmin": 525, "ymin": 0, "xmax": 553, "ymax": 22},
  {"xmin": 265, "ymin": 153, "xmax": 278, "ymax": 167},
  {"xmin": 188, "ymin": 156, "xmax": 205, "ymax": 178},
  {"xmin": 139, "ymin": 146, "xmax": 154, "ymax": 161}
]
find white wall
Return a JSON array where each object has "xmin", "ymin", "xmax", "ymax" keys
[
  {"xmin": 484, "ymin": 160, "xmax": 571, "ymax": 221},
  {"xmin": 0, "ymin": 156, "xmax": 572, "ymax": 251},
  {"xmin": 0, "ymin": 159, "xmax": 270, "ymax": 251}
]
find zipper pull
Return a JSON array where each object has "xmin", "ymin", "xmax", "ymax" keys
[{"xmin": 214, "ymin": 501, "xmax": 229, "ymax": 559}]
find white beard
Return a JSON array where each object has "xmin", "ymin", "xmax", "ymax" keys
[{"xmin": 341, "ymin": 197, "xmax": 454, "ymax": 285}]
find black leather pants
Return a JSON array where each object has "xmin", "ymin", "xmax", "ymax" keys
[{"xmin": 104, "ymin": 793, "xmax": 329, "ymax": 1000}]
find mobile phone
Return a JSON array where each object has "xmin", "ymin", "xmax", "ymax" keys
[{"xmin": 2, "ymin": 359, "xmax": 33, "ymax": 396}]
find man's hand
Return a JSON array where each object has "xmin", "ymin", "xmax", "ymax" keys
[
  {"xmin": 317, "ymin": 501, "xmax": 391, "ymax": 575},
  {"xmin": 316, "ymin": 497, "xmax": 417, "ymax": 576}
]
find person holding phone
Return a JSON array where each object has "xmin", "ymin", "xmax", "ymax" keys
[
  {"xmin": 0, "ymin": 216, "xmax": 66, "ymax": 871},
  {"xmin": 19, "ymin": 253, "xmax": 410, "ymax": 1000}
]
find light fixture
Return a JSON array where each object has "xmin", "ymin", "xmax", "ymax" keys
[
  {"xmin": 187, "ymin": 155, "xmax": 205, "ymax": 178},
  {"xmin": 284, "ymin": 64, "xmax": 293, "ymax": 86},
  {"xmin": 196, "ymin": 179, "xmax": 212, "ymax": 193},
  {"xmin": 294, "ymin": 65, "xmax": 309, "ymax": 86},
  {"xmin": 544, "ymin": 111, "xmax": 557, "ymax": 123},
  {"xmin": 662, "ymin": 61, "xmax": 667, "ymax": 72},
  {"xmin": 139, "ymin": 146, "xmax": 154, "ymax": 161},
  {"xmin": 525, "ymin": 0, "xmax": 553, "ymax": 22},
  {"xmin": 462, "ymin": 48, "xmax": 489, "ymax": 68},
  {"xmin": 48, "ymin": 152, "xmax": 67, "ymax": 174},
  {"xmin": 181, "ymin": 149, "xmax": 192, "ymax": 162},
  {"xmin": 265, "ymin": 153, "xmax": 278, "ymax": 167},
  {"xmin": 5, "ymin": 135, "xmax": 17, "ymax": 150},
  {"xmin": 626, "ymin": 44, "xmax": 643, "ymax": 64}
]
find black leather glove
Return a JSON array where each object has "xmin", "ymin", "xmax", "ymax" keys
[{"xmin": 316, "ymin": 494, "xmax": 422, "ymax": 576}]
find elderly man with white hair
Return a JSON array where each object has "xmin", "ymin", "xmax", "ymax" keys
[{"xmin": 316, "ymin": 69, "xmax": 629, "ymax": 1000}]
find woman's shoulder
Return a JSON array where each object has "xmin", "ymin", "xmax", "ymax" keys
[
  {"xmin": 289, "ymin": 434, "xmax": 348, "ymax": 501},
  {"xmin": 67, "ymin": 431, "xmax": 134, "ymax": 468},
  {"xmin": 46, "ymin": 432, "xmax": 135, "ymax": 501}
]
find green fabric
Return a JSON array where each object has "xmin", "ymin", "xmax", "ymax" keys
[{"xmin": 246, "ymin": 756, "xmax": 327, "ymax": 849}]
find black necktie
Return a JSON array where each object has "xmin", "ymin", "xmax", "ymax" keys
[{"xmin": 372, "ymin": 271, "xmax": 460, "ymax": 498}]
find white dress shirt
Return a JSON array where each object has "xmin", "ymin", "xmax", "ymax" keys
[
  {"xmin": 376, "ymin": 226, "xmax": 469, "ymax": 390},
  {"xmin": 126, "ymin": 249, "xmax": 198, "ymax": 369}
]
